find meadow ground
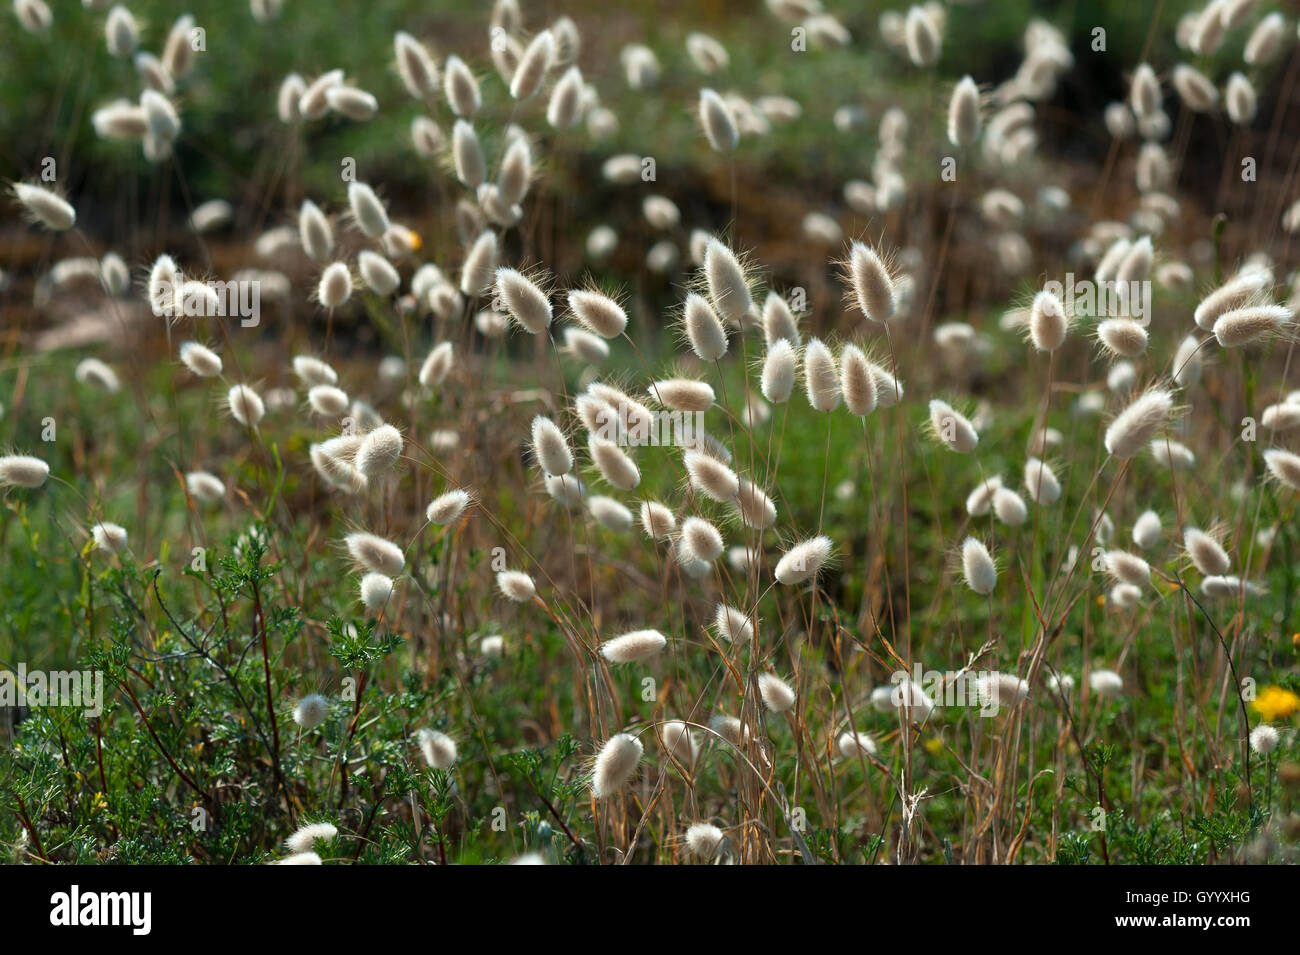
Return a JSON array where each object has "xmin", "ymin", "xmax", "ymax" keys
[{"xmin": 1, "ymin": 0, "xmax": 1300, "ymax": 866}]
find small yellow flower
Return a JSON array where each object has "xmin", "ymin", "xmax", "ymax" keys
[
  {"xmin": 409, "ymin": 230, "xmax": 422, "ymax": 251},
  {"xmin": 1252, "ymin": 685, "xmax": 1300, "ymax": 722},
  {"xmin": 91, "ymin": 792, "xmax": 108, "ymax": 813},
  {"xmin": 924, "ymin": 736, "xmax": 943, "ymax": 756}
]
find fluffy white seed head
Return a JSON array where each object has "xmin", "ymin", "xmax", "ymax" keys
[
  {"xmin": 497, "ymin": 569, "xmax": 536, "ymax": 602},
  {"xmin": 355, "ymin": 425, "xmax": 403, "ymax": 476},
  {"xmin": 347, "ymin": 183, "xmax": 389, "ymax": 238},
  {"xmin": 12, "ymin": 183, "xmax": 75, "ymax": 231},
  {"xmin": 140, "ymin": 89, "xmax": 180, "ymax": 142},
  {"xmin": 443, "ymin": 55, "xmax": 480, "ymax": 116},
  {"xmin": 451, "ymin": 119, "xmax": 486, "ymax": 188},
  {"xmin": 161, "ymin": 14, "xmax": 197, "ymax": 79},
  {"xmin": 563, "ymin": 328, "xmax": 609, "ymax": 364},
  {"xmin": 679, "ymin": 516, "xmax": 724, "ymax": 563},
  {"xmin": 699, "ymin": 88, "xmax": 738, "ymax": 152},
  {"xmin": 394, "ymin": 32, "xmax": 439, "ymax": 100},
  {"xmin": 318, "ymin": 262, "xmax": 353, "ymax": 308},
  {"xmin": 592, "ymin": 733, "xmax": 642, "ymax": 797},
  {"xmin": 411, "ymin": 115, "xmax": 444, "ymax": 157},
  {"xmin": 774, "ymin": 535, "xmax": 833, "ymax": 585},
  {"xmin": 640, "ymin": 501, "xmax": 677, "ymax": 540},
  {"xmin": 993, "ymin": 487, "xmax": 1028, "ymax": 526},
  {"xmin": 1225, "ymin": 72, "xmax": 1257, "ymax": 125},
  {"xmin": 358, "ymin": 251, "xmax": 400, "ymax": 296},
  {"xmin": 1213, "ymin": 304, "xmax": 1292, "ymax": 348},
  {"xmin": 1132, "ymin": 509, "xmax": 1162, "ymax": 550},
  {"xmin": 1244, "ymin": 12, "xmax": 1286, "ymax": 66},
  {"xmin": 714, "ymin": 604, "xmax": 754, "ymax": 644},
  {"xmin": 840, "ymin": 344, "xmax": 877, "ymax": 417},
  {"xmin": 293, "ymin": 355, "xmax": 338, "ymax": 387},
  {"xmin": 1250, "ymin": 724, "xmax": 1279, "ymax": 754},
  {"xmin": 0, "ymin": 454, "xmax": 50, "ymax": 489},
  {"xmin": 757, "ymin": 673, "xmax": 796, "ymax": 712},
  {"xmin": 298, "ymin": 200, "xmax": 333, "ymax": 261},
  {"xmin": 1131, "ymin": 63, "xmax": 1160, "ymax": 118},
  {"xmin": 1184, "ymin": 528, "xmax": 1230, "ymax": 575},
  {"xmin": 1262, "ymin": 449, "xmax": 1300, "ymax": 490},
  {"xmin": 685, "ymin": 823, "xmax": 724, "ymax": 859},
  {"xmin": 491, "ymin": 269, "xmax": 550, "ymax": 334},
  {"xmin": 589, "ymin": 436, "xmax": 640, "ymax": 490},
  {"xmin": 359, "ymin": 572, "xmax": 395, "ymax": 612},
  {"xmin": 848, "ymin": 242, "xmax": 896, "ymax": 323},
  {"xmin": 1172, "ymin": 63, "xmax": 1218, "ymax": 112},
  {"xmin": 703, "ymin": 239, "xmax": 752, "ymax": 323},
  {"xmin": 286, "ymin": 822, "xmax": 337, "ymax": 855},
  {"xmin": 293, "ymin": 694, "xmax": 329, "ymax": 729},
  {"xmin": 762, "ymin": 340, "xmax": 797, "ymax": 404},
  {"xmin": 416, "ymin": 728, "xmax": 458, "ymax": 769},
  {"xmin": 297, "ymin": 70, "xmax": 345, "ymax": 119},
  {"xmin": 91, "ymin": 521, "xmax": 129, "ymax": 553},
  {"xmin": 763, "ymin": 292, "xmax": 799, "ymax": 347},
  {"xmin": 227, "ymin": 384, "xmax": 266, "ymax": 428},
  {"xmin": 961, "ymin": 537, "xmax": 997, "ymax": 594},
  {"xmin": 325, "ymin": 85, "xmax": 378, "ymax": 120},
  {"xmin": 838, "ymin": 731, "xmax": 877, "ymax": 760},
  {"xmin": 683, "ymin": 450, "xmax": 739, "ymax": 502},
  {"xmin": 976, "ymin": 673, "xmax": 1030, "ymax": 710},
  {"xmin": 545, "ymin": 473, "xmax": 585, "ymax": 508},
  {"xmin": 600, "ymin": 629, "xmax": 667, "ymax": 663},
  {"xmin": 734, "ymin": 478, "xmax": 777, "ymax": 529},
  {"xmin": 650, "ymin": 379, "xmax": 714, "ymax": 412},
  {"xmin": 74, "ymin": 358, "xmax": 120, "ymax": 393},
  {"xmin": 1097, "ymin": 319, "xmax": 1148, "ymax": 358},
  {"xmin": 460, "ymin": 231, "xmax": 498, "ymax": 296},
  {"xmin": 185, "ymin": 471, "xmax": 225, "ymax": 502},
  {"xmin": 1194, "ymin": 270, "xmax": 1272, "ymax": 330},
  {"xmin": 531, "ymin": 416, "xmax": 572, "ymax": 475},
  {"xmin": 1173, "ymin": 334, "xmax": 1203, "ymax": 387},
  {"xmin": 1105, "ymin": 549, "xmax": 1151, "ymax": 587},
  {"xmin": 868, "ymin": 362, "xmax": 904, "ymax": 407},
  {"xmin": 345, "ymin": 532, "xmax": 404, "ymax": 576},
  {"xmin": 966, "ymin": 476, "xmax": 1002, "ymax": 516},
  {"xmin": 948, "ymin": 75, "xmax": 981, "ymax": 146},
  {"xmin": 658, "ymin": 720, "xmax": 698, "ymax": 766},
  {"xmin": 803, "ymin": 338, "xmax": 841, "ymax": 412},
  {"xmin": 1023, "ymin": 457, "xmax": 1060, "ymax": 505},
  {"xmin": 547, "ymin": 66, "xmax": 584, "ymax": 128},
  {"xmin": 14, "ymin": 0, "xmax": 52, "ymax": 32},
  {"xmin": 1029, "ymin": 289, "xmax": 1068, "ymax": 351},
  {"xmin": 510, "ymin": 29, "xmax": 554, "ymax": 100},
  {"xmin": 497, "ymin": 136, "xmax": 533, "ymax": 207},
  {"xmin": 568, "ymin": 288, "xmax": 625, "ymax": 338},
  {"xmin": 1149, "ymin": 438, "xmax": 1195, "ymax": 470},
  {"xmin": 1089, "ymin": 669, "xmax": 1124, "ymax": 699},
  {"xmin": 683, "ymin": 293, "xmax": 728, "ymax": 361},
  {"xmin": 427, "ymin": 489, "xmax": 471, "ymax": 525},
  {"xmin": 929, "ymin": 400, "xmax": 979, "ymax": 453},
  {"xmin": 92, "ymin": 100, "xmax": 149, "ymax": 139},
  {"xmin": 105, "ymin": 5, "xmax": 139, "ymax": 57},
  {"xmin": 1104, "ymin": 388, "xmax": 1174, "ymax": 458},
  {"xmin": 587, "ymin": 495, "xmax": 633, "ymax": 532},
  {"xmin": 905, "ymin": 5, "xmax": 941, "ymax": 67}
]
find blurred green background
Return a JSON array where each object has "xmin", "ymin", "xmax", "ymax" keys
[{"xmin": 0, "ymin": 0, "xmax": 1206, "ymax": 229}]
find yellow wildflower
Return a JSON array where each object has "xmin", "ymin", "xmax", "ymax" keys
[{"xmin": 1252, "ymin": 685, "xmax": 1300, "ymax": 722}]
